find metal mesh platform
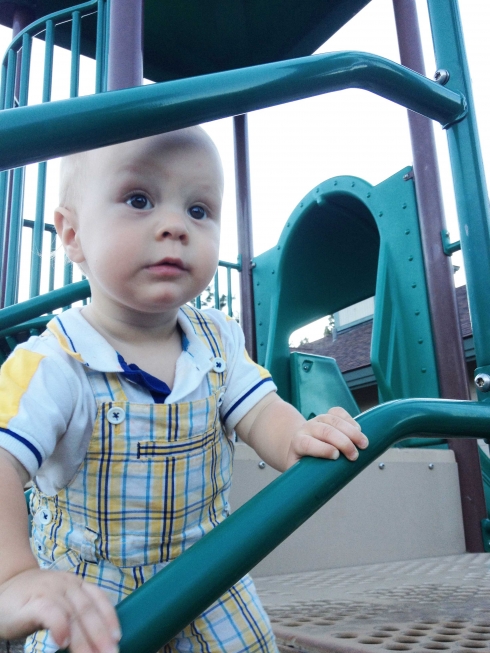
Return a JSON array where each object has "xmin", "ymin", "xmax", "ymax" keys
[
  {"xmin": 2, "ymin": 554, "xmax": 489, "ymax": 652},
  {"xmin": 255, "ymin": 554, "xmax": 490, "ymax": 653}
]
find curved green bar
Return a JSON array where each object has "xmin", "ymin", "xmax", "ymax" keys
[
  {"xmin": 0, "ymin": 279, "xmax": 90, "ymax": 331},
  {"xmin": 91, "ymin": 398, "xmax": 490, "ymax": 653},
  {"xmin": 0, "ymin": 51, "xmax": 464, "ymax": 171}
]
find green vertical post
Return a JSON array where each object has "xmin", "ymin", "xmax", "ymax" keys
[
  {"xmin": 95, "ymin": 0, "xmax": 107, "ymax": 93},
  {"xmin": 63, "ymin": 11, "xmax": 82, "ymax": 293},
  {"xmin": 4, "ymin": 34, "xmax": 31, "ymax": 306},
  {"xmin": 226, "ymin": 267, "xmax": 233, "ymax": 317},
  {"xmin": 29, "ymin": 162, "xmax": 47, "ymax": 298},
  {"xmin": 214, "ymin": 272, "xmax": 220, "ymax": 309},
  {"xmin": 427, "ymin": 0, "xmax": 490, "ymax": 369},
  {"xmin": 30, "ymin": 21, "xmax": 54, "ymax": 298},
  {"xmin": 426, "ymin": 0, "xmax": 488, "ymax": 550},
  {"xmin": 49, "ymin": 230, "xmax": 56, "ymax": 292},
  {"xmin": 0, "ymin": 61, "xmax": 7, "ymax": 274}
]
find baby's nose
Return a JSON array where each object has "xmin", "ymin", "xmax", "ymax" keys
[{"xmin": 158, "ymin": 211, "xmax": 189, "ymax": 240}]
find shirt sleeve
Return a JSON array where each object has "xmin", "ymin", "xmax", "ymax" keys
[
  {"xmin": 0, "ymin": 339, "xmax": 80, "ymax": 478},
  {"xmin": 204, "ymin": 310, "xmax": 277, "ymax": 432}
]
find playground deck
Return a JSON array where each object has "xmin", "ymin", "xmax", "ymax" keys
[
  {"xmin": 258, "ymin": 554, "xmax": 490, "ymax": 653},
  {"xmin": 3, "ymin": 554, "xmax": 488, "ymax": 653}
]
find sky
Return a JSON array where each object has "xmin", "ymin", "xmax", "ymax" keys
[{"xmin": 1, "ymin": 0, "xmax": 488, "ymax": 345}]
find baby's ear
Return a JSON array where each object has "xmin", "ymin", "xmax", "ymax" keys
[{"xmin": 54, "ymin": 206, "xmax": 85, "ymax": 265}]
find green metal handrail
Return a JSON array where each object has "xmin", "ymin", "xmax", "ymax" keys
[
  {"xmin": 51, "ymin": 397, "xmax": 489, "ymax": 653},
  {"xmin": 0, "ymin": 50, "xmax": 465, "ymax": 172}
]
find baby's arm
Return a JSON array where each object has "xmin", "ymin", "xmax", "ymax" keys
[
  {"xmin": 235, "ymin": 392, "xmax": 368, "ymax": 472},
  {"xmin": 0, "ymin": 449, "xmax": 120, "ymax": 653}
]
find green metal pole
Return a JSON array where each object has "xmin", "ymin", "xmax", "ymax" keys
[
  {"xmin": 0, "ymin": 51, "xmax": 465, "ymax": 172},
  {"xmin": 0, "ymin": 279, "xmax": 90, "ymax": 330},
  {"xmin": 30, "ymin": 21, "xmax": 54, "ymax": 298},
  {"xmin": 427, "ymin": 0, "xmax": 490, "ymax": 370},
  {"xmin": 54, "ymin": 398, "xmax": 490, "ymax": 653}
]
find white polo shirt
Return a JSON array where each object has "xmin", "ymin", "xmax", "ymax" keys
[{"xmin": 0, "ymin": 307, "xmax": 276, "ymax": 495}]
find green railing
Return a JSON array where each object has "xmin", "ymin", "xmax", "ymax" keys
[
  {"xmin": 48, "ymin": 397, "xmax": 488, "ymax": 653},
  {"xmin": 0, "ymin": 0, "xmax": 108, "ymax": 308}
]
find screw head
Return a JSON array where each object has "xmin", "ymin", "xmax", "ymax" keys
[
  {"xmin": 428, "ymin": 463, "xmax": 434, "ymax": 470},
  {"xmin": 258, "ymin": 461, "xmax": 266, "ymax": 469},
  {"xmin": 475, "ymin": 373, "xmax": 490, "ymax": 392},
  {"xmin": 378, "ymin": 462, "xmax": 385, "ymax": 470},
  {"xmin": 434, "ymin": 69, "xmax": 450, "ymax": 85}
]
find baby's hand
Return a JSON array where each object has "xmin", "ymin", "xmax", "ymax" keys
[
  {"xmin": 286, "ymin": 406, "xmax": 368, "ymax": 469},
  {"xmin": 0, "ymin": 568, "xmax": 121, "ymax": 653}
]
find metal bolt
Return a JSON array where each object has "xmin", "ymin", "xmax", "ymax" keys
[
  {"xmin": 428, "ymin": 463, "xmax": 434, "ymax": 470},
  {"xmin": 258, "ymin": 461, "xmax": 266, "ymax": 469},
  {"xmin": 434, "ymin": 69, "xmax": 450, "ymax": 85},
  {"xmin": 475, "ymin": 373, "xmax": 490, "ymax": 392},
  {"xmin": 378, "ymin": 462, "xmax": 385, "ymax": 470}
]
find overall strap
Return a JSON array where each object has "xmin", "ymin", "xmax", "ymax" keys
[
  {"xmin": 85, "ymin": 369, "xmax": 128, "ymax": 403},
  {"xmin": 181, "ymin": 305, "xmax": 228, "ymax": 389}
]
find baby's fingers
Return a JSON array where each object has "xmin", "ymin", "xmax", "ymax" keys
[
  {"xmin": 292, "ymin": 430, "xmax": 344, "ymax": 461},
  {"xmin": 317, "ymin": 410, "xmax": 368, "ymax": 451},
  {"xmin": 64, "ymin": 582, "xmax": 120, "ymax": 653}
]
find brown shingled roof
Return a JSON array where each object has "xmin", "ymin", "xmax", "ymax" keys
[{"xmin": 291, "ymin": 285, "xmax": 471, "ymax": 373}]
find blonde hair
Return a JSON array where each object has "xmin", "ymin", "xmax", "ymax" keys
[{"xmin": 59, "ymin": 151, "xmax": 89, "ymax": 208}]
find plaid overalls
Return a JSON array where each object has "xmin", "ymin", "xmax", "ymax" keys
[{"xmin": 26, "ymin": 309, "xmax": 277, "ymax": 652}]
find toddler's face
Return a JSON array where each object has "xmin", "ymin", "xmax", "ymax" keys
[{"xmin": 57, "ymin": 129, "xmax": 223, "ymax": 319}]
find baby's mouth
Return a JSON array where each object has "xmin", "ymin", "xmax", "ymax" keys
[{"xmin": 147, "ymin": 258, "xmax": 186, "ymax": 275}]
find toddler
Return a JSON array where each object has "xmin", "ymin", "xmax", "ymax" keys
[{"xmin": 0, "ymin": 127, "xmax": 368, "ymax": 653}]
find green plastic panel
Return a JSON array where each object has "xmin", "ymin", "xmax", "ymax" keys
[
  {"xmin": 0, "ymin": 0, "xmax": 372, "ymax": 83},
  {"xmin": 254, "ymin": 167, "xmax": 439, "ymax": 405},
  {"xmin": 479, "ymin": 446, "xmax": 490, "ymax": 518},
  {"xmin": 290, "ymin": 352, "xmax": 360, "ymax": 418}
]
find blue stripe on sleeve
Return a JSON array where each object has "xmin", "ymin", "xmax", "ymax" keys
[
  {"xmin": 223, "ymin": 377, "xmax": 274, "ymax": 423},
  {"xmin": 0, "ymin": 427, "xmax": 43, "ymax": 467}
]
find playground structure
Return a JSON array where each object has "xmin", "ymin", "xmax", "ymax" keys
[{"xmin": 0, "ymin": 0, "xmax": 490, "ymax": 652}]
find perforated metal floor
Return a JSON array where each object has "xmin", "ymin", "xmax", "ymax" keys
[
  {"xmin": 2, "ymin": 554, "xmax": 489, "ymax": 652},
  {"xmin": 254, "ymin": 554, "xmax": 490, "ymax": 653}
]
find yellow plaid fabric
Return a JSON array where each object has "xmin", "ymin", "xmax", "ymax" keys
[{"xmin": 27, "ymin": 306, "xmax": 277, "ymax": 652}]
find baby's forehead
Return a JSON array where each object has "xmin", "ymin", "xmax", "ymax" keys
[
  {"xmin": 60, "ymin": 128, "xmax": 223, "ymax": 206},
  {"xmin": 91, "ymin": 129, "xmax": 222, "ymax": 186},
  {"xmin": 99, "ymin": 129, "xmax": 218, "ymax": 169}
]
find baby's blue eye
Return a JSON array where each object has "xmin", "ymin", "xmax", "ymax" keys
[
  {"xmin": 126, "ymin": 195, "xmax": 152, "ymax": 210},
  {"xmin": 188, "ymin": 205, "xmax": 207, "ymax": 220}
]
